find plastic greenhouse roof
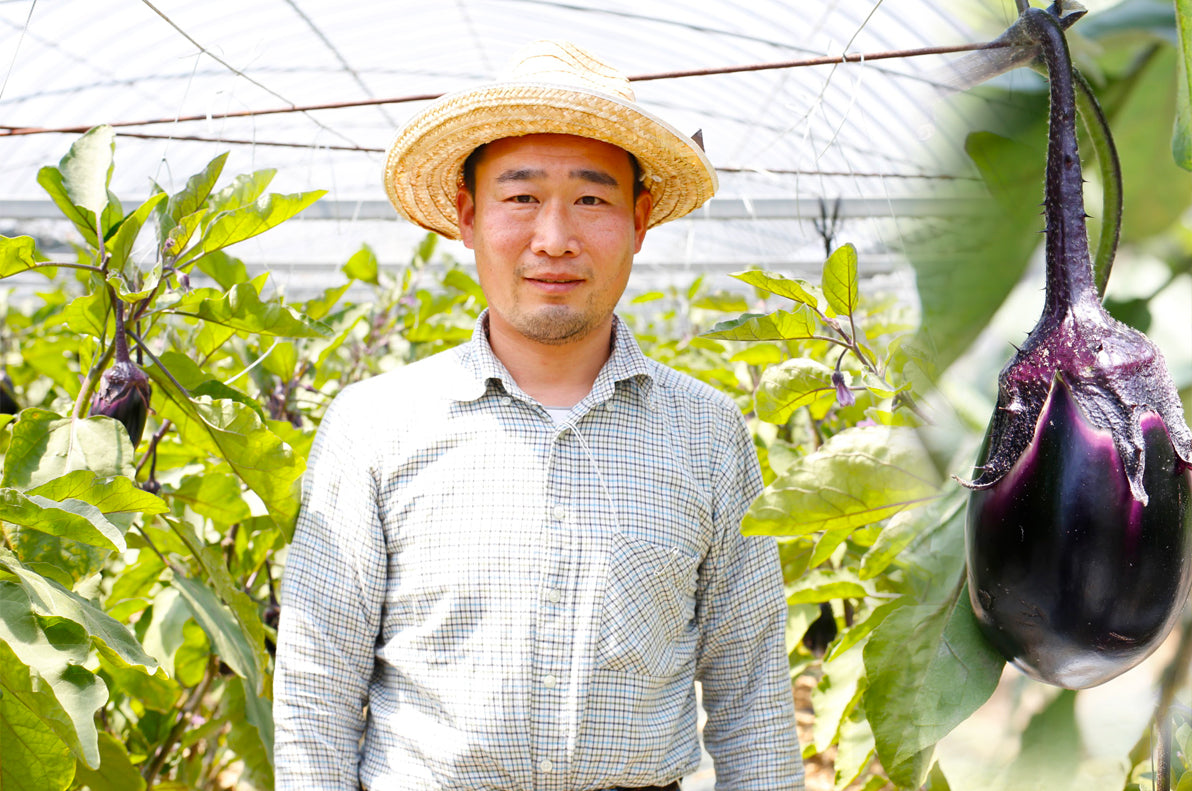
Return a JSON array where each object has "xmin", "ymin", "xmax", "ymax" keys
[{"xmin": 0, "ymin": 0, "xmax": 995, "ymax": 296}]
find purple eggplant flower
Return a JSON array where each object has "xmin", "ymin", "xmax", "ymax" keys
[
  {"xmin": 832, "ymin": 369, "xmax": 856, "ymax": 407},
  {"xmin": 961, "ymin": 8, "xmax": 1192, "ymax": 688},
  {"xmin": 90, "ymin": 360, "xmax": 152, "ymax": 447}
]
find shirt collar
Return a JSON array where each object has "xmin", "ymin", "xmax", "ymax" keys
[{"xmin": 448, "ymin": 309, "xmax": 654, "ymax": 405}]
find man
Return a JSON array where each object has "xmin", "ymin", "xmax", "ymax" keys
[{"xmin": 274, "ymin": 40, "xmax": 803, "ymax": 791}]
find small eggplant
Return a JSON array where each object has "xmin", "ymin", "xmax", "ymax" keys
[
  {"xmin": 90, "ymin": 360, "xmax": 151, "ymax": 447},
  {"xmin": 0, "ymin": 370, "xmax": 18, "ymax": 415},
  {"xmin": 961, "ymin": 7, "xmax": 1192, "ymax": 688}
]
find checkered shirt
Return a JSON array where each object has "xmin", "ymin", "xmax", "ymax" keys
[{"xmin": 274, "ymin": 313, "xmax": 804, "ymax": 790}]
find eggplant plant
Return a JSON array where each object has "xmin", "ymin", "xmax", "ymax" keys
[{"xmin": 961, "ymin": 6, "xmax": 1192, "ymax": 689}]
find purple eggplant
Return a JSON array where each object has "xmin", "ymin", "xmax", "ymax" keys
[
  {"xmin": 90, "ymin": 359, "xmax": 152, "ymax": 447},
  {"xmin": 961, "ymin": 7, "xmax": 1192, "ymax": 688}
]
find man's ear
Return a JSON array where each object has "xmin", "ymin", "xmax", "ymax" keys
[
  {"xmin": 457, "ymin": 187, "xmax": 476, "ymax": 249},
  {"xmin": 633, "ymin": 191, "xmax": 652, "ymax": 253}
]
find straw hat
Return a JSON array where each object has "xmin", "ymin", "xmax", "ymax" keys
[{"xmin": 383, "ymin": 40, "xmax": 717, "ymax": 240}]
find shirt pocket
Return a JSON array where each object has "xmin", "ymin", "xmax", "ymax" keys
[{"xmin": 596, "ymin": 532, "xmax": 700, "ymax": 677}]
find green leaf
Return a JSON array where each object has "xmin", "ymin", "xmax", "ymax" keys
[
  {"xmin": 811, "ymin": 638, "xmax": 867, "ymax": 753},
  {"xmin": 302, "ymin": 282, "xmax": 352, "ymax": 322},
  {"xmin": 0, "ymin": 641, "xmax": 78, "ymax": 791},
  {"xmin": 226, "ymin": 675, "xmax": 275, "ymax": 781},
  {"xmin": 835, "ymin": 703, "xmax": 877, "ymax": 789},
  {"xmin": 168, "ymin": 473, "xmax": 253, "ymax": 525},
  {"xmin": 0, "ymin": 236, "xmax": 47, "ymax": 278},
  {"xmin": 755, "ymin": 357, "xmax": 836, "ymax": 424},
  {"xmin": 824, "ymin": 598, "xmax": 905, "ymax": 663},
  {"xmin": 27, "ymin": 470, "xmax": 168, "ymax": 517},
  {"xmin": 171, "ymin": 572, "xmax": 262, "ymax": 694},
  {"xmin": 908, "ymin": 125, "xmax": 1043, "ymax": 370},
  {"xmin": 745, "ymin": 426, "xmax": 940, "ymax": 537},
  {"xmin": 62, "ymin": 288, "xmax": 111, "ymax": 339},
  {"xmin": 166, "ymin": 282, "xmax": 331, "ymax": 338},
  {"xmin": 165, "ymin": 516, "xmax": 269, "ymax": 693},
  {"xmin": 183, "ymin": 190, "xmax": 326, "ymax": 263},
  {"xmin": 0, "ymin": 582, "xmax": 106, "ymax": 768},
  {"xmin": 863, "ymin": 583, "xmax": 1004, "ymax": 789},
  {"xmin": 704, "ymin": 307, "xmax": 819, "ymax": 342},
  {"xmin": 194, "ymin": 250, "xmax": 249, "ymax": 290},
  {"xmin": 1177, "ymin": 0, "xmax": 1192, "ymax": 169},
  {"xmin": 785, "ymin": 567, "xmax": 877, "ymax": 605},
  {"xmin": 343, "ymin": 244, "xmax": 379, "ymax": 284},
  {"xmin": 205, "ymin": 169, "xmax": 275, "ymax": 216},
  {"xmin": 162, "ymin": 152, "xmax": 229, "ymax": 229},
  {"xmin": 859, "ymin": 507, "xmax": 923, "ymax": 580},
  {"xmin": 57, "ymin": 126, "xmax": 115, "ymax": 219},
  {"xmin": 730, "ymin": 269, "xmax": 819, "ymax": 307},
  {"xmin": 443, "ymin": 268, "xmax": 485, "ymax": 303},
  {"xmin": 0, "ymin": 488, "xmax": 126, "ymax": 552},
  {"xmin": 1113, "ymin": 45, "xmax": 1192, "ymax": 239},
  {"xmin": 71, "ymin": 732, "xmax": 147, "ymax": 791},
  {"xmin": 822, "ymin": 243, "xmax": 859, "ymax": 317},
  {"xmin": 147, "ymin": 378, "xmax": 304, "ymax": 531},
  {"xmin": 1002, "ymin": 690, "xmax": 1082, "ymax": 791},
  {"xmin": 105, "ymin": 192, "xmax": 168, "ymax": 287},
  {"xmin": 0, "ymin": 549, "xmax": 157, "ymax": 673},
  {"xmin": 2, "ymin": 409, "xmax": 136, "ymax": 490}
]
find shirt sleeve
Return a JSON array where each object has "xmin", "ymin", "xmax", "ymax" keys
[
  {"xmin": 695, "ymin": 410, "xmax": 805, "ymax": 791},
  {"xmin": 274, "ymin": 388, "xmax": 388, "ymax": 791}
]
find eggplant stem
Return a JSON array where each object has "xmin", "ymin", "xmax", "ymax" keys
[{"xmin": 1020, "ymin": 7, "xmax": 1100, "ymax": 316}]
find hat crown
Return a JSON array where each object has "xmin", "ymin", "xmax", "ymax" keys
[{"xmin": 502, "ymin": 40, "xmax": 636, "ymax": 102}]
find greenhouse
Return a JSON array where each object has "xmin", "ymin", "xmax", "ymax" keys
[{"xmin": 1, "ymin": 0, "xmax": 1191, "ymax": 789}]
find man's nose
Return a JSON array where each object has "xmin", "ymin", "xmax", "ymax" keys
[{"xmin": 530, "ymin": 202, "xmax": 579, "ymax": 257}]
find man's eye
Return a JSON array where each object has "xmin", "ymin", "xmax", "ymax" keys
[
  {"xmin": 510, "ymin": 194, "xmax": 536, "ymax": 204},
  {"xmin": 577, "ymin": 195, "xmax": 604, "ymax": 206}
]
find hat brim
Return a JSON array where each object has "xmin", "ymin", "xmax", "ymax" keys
[{"xmin": 384, "ymin": 81, "xmax": 718, "ymax": 240}]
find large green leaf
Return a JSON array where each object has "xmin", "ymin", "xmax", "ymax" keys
[
  {"xmin": 862, "ymin": 583, "xmax": 1005, "ymax": 789},
  {"xmin": 703, "ymin": 306, "xmax": 819, "ymax": 342},
  {"xmin": 0, "ymin": 582, "xmax": 106, "ymax": 765},
  {"xmin": 166, "ymin": 282, "xmax": 331, "ymax": 338},
  {"xmin": 168, "ymin": 473, "xmax": 253, "ymax": 524},
  {"xmin": 0, "ymin": 640, "xmax": 78, "ymax": 791},
  {"xmin": 62, "ymin": 288, "xmax": 111, "ymax": 339},
  {"xmin": 822, "ymin": 243, "xmax": 859, "ymax": 317},
  {"xmin": 1111, "ymin": 45, "xmax": 1192, "ymax": 240},
  {"xmin": 71, "ymin": 732, "xmax": 147, "ymax": 791},
  {"xmin": 730, "ymin": 269, "xmax": 819, "ymax": 307},
  {"xmin": 744, "ymin": 426, "xmax": 941, "ymax": 537},
  {"xmin": 0, "ymin": 550, "xmax": 157, "ymax": 675},
  {"xmin": 35, "ymin": 126, "xmax": 116, "ymax": 247},
  {"xmin": 204, "ymin": 169, "xmax": 276, "ymax": 216},
  {"xmin": 785, "ymin": 567, "xmax": 880, "ymax": 605},
  {"xmin": 171, "ymin": 572, "xmax": 262, "ymax": 694},
  {"xmin": 146, "ymin": 373, "xmax": 303, "ymax": 530},
  {"xmin": 1, "ymin": 409, "xmax": 135, "ymax": 490},
  {"xmin": 27, "ymin": 470, "xmax": 168, "ymax": 518},
  {"xmin": 907, "ymin": 122, "xmax": 1044, "ymax": 371},
  {"xmin": 0, "ymin": 236, "xmax": 47, "ymax": 278},
  {"xmin": 811, "ymin": 636, "xmax": 867, "ymax": 754},
  {"xmin": 754, "ymin": 357, "xmax": 836, "ymax": 424},
  {"xmin": 0, "ymin": 488, "xmax": 126, "ymax": 553},
  {"xmin": 166, "ymin": 516, "xmax": 269, "ymax": 693},
  {"xmin": 159, "ymin": 152, "xmax": 229, "ymax": 238},
  {"xmin": 1177, "ymin": 0, "xmax": 1192, "ymax": 169},
  {"xmin": 182, "ymin": 190, "xmax": 326, "ymax": 264},
  {"xmin": 106, "ymin": 193, "xmax": 168, "ymax": 301}
]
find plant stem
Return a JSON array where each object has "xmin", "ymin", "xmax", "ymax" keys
[
  {"xmin": 1021, "ymin": 7, "xmax": 1099, "ymax": 317},
  {"xmin": 143, "ymin": 656, "xmax": 217, "ymax": 788}
]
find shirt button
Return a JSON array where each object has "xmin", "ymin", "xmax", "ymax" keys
[
  {"xmin": 603, "ymin": 400, "xmax": 614, "ymax": 410},
  {"xmin": 543, "ymin": 674, "xmax": 558, "ymax": 689},
  {"xmin": 501, "ymin": 396, "xmax": 512, "ymax": 405},
  {"xmin": 547, "ymin": 589, "xmax": 561, "ymax": 603},
  {"xmin": 539, "ymin": 759, "xmax": 553, "ymax": 773},
  {"xmin": 551, "ymin": 504, "xmax": 566, "ymax": 521}
]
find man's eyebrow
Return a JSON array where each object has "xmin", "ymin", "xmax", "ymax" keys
[
  {"xmin": 495, "ymin": 168, "xmax": 547, "ymax": 183},
  {"xmin": 493, "ymin": 168, "xmax": 619, "ymax": 187},
  {"xmin": 571, "ymin": 169, "xmax": 618, "ymax": 187}
]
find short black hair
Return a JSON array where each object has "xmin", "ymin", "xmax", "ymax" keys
[{"xmin": 461, "ymin": 142, "xmax": 646, "ymax": 198}]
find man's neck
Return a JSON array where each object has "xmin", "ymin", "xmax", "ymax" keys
[{"xmin": 486, "ymin": 316, "xmax": 615, "ymax": 408}]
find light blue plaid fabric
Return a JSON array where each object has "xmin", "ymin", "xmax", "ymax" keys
[{"xmin": 274, "ymin": 313, "xmax": 804, "ymax": 790}]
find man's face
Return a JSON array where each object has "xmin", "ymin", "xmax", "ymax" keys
[{"xmin": 457, "ymin": 133, "xmax": 651, "ymax": 347}]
